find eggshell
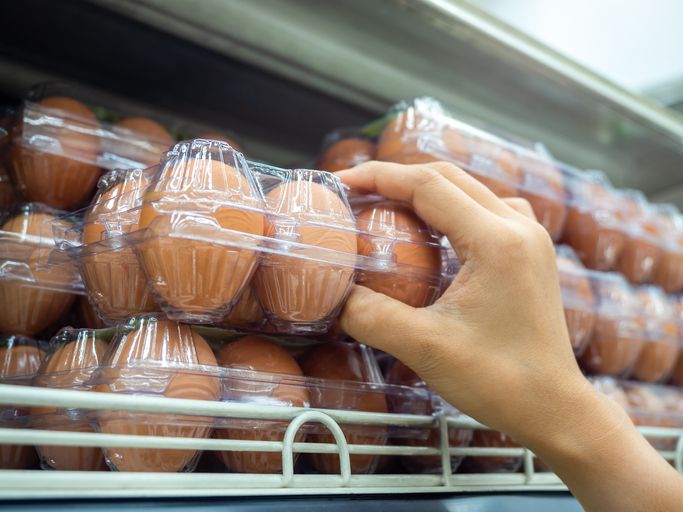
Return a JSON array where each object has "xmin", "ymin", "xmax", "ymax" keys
[
  {"xmin": 80, "ymin": 177, "xmax": 157, "ymax": 321},
  {"xmin": 138, "ymin": 158, "xmax": 264, "ymax": 320},
  {"xmin": 655, "ymin": 247, "xmax": 683, "ymax": 293},
  {"xmin": 556, "ymin": 254, "xmax": 595, "ymax": 355},
  {"xmin": 0, "ymin": 211, "xmax": 76, "ymax": 336},
  {"xmin": 356, "ymin": 202, "xmax": 441, "ymax": 307},
  {"xmin": 31, "ymin": 331, "xmax": 108, "ymax": 470},
  {"xmin": 318, "ymin": 138, "xmax": 376, "ymax": 173},
  {"xmin": 215, "ymin": 335, "xmax": 309, "ymax": 473},
  {"xmin": 581, "ymin": 316, "xmax": 644, "ymax": 376},
  {"xmin": 376, "ymin": 112, "xmax": 437, "ymax": 165},
  {"xmin": 385, "ymin": 360, "xmax": 471, "ymax": 473},
  {"xmin": 94, "ymin": 319, "xmax": 220, "ymax": 472},
  {"xmin": 616, "ymin": 194, "xmax": 661, "ymax": 284},
  {"xmin": 0, "ymin": 338, "xmax": 44, "ymax": 469},
  {"xmin": 219, "ymin": 285, "xmax": 265, "ymax": 328},
  {"xmin": 11, "ymin": 97, "xmax": 102, "ymax": 209},
  {"xmin": 254, "ymin": 181, "xmax": 356, "ymax": 329},
  {"xmin": 75, "ymin": 296, "xmax": 108, "ymax": 329},
  {"xmin": 518, "ymin": 154, "xmax": 566, "ymax": 240},
  {"xmin": 459, "ymin": 430, "xmax": 523, "ymax": 473},
  {"xmin": 111, "ymin": 117, "xmax": 175, "ymax": 167},
  {"xmin": 299, "ymin": 342, "xmax": 387, "ymax": 474},
  {"xmin": 467, "ymin": 136, "xmax": 521, "ymax": 198}
]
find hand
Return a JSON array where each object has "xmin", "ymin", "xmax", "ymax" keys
[{"xmin": 336, "ymin": 160, "xmax": 683, "ymax": 512}]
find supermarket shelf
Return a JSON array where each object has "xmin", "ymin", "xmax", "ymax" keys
[
  {"xmin": 89, "ymin": 0, "xmax": 683, "ymax": 200},
  {"xmin": 0, "ymin": 384, "xmax": 681, "ymax": 501}
]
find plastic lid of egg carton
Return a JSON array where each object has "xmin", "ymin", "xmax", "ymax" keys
[
  {"xmin": 614, "ymin": 189, "xmax": 666, "ymax": 246},
  {"xmin": 315, "ymin": 127, "xmax": 377, "ymax": 173},
  {"xmin": 373, "ymin": 97, "xmax": 566, "ymax": 202},
  {"xmin": 555, "ymin": 245, "xmax": 595, "ymax": 312},
  {"xmin": 561, "ymin": 168, "xmax": 629, "ymax": 226},
  {"xmin": 635, "ymin": 285, "xmax": 680, "ymax": 343},
  {"xmin": 586, "ymin": 270, "xmax": 643, "ymax": 318},
  {"xmin": 650, "ymin": 203, "xmax": 683, "ymax": 254}
]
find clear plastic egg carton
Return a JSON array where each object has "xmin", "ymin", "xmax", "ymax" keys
[{"xmin": 59, "ymin": 139, "xmax": 457, "ymax": 333}]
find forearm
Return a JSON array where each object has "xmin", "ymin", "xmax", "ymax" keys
[{"xmin": 520, "ymin": 378, "xmax": 683, "ymax": 512}]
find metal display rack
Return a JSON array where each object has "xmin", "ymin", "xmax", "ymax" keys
[{"xmin": 0, "ymin": 383, "xmax": 681, "ymax": 500}]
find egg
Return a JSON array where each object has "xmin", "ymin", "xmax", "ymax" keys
[
  {"xmin": 138, "ymin": 149, "xmax": 264, "ymax": 322},
  {"xmin": 467, "ymin": 136, "xmax": 521, "ymax": 198},
  {"xmin": 215, "ymin": 335, "xmax": 309, "ymax": 473},
  {"xmin": 80, "ymin": 172, "xmax": 157, "ymax": 321},
  {"xmin": 75, "ymin": 296, "xmax": 108, "ymax": 329},
  {"xmin": 11, "ymin": 96, "xmax": 102, "ymax": 209},
  {"xmin": 616, "ymin": 191, "xmax": 662, "ymax": 284},
  {"xmin": 0, "ymin": 336, "xmax": 44, "ymax": 469},
  {"xmin": 652, "ymin": 205, "xmax": 683, "ymax": 293},
  {"xmin": 197, "ymin": 133, "xmax": 242, "ymax": 153},
  {"xmin": 218, "ymin": 285, "xmax": 265, "ymax": 329},
  {"xmin": 562, "ymin": 172, "xmax": 626, "ymax": 270},
  {"xmin": 518, "ymin": 152, "xmax": 566, "ymax": 240},
  {"xmin": 254, "ymin": 177, "xmax": 356, "ymax": 331},
  {"xmin": 459, "ymin": 430, "xmax": 523, "ymax": 473},
  {"xmin": 110, "ymin": 117, "xmax": 175, "ymax": 167},
  {"xmin": 299, "ymin": 341, "xmax": 387, "ymax": 474},
  {"xmin": 94, "ymin": 318, "xmax": 220, "ymax": 472},
  {"xmin": 318, "ymin": 137, "xmax": 376, "ymax": 173},
  {"xmin": 669, "ymin": 297, "xmax": 683, "ymax": 385},
  {"xmin": 556, "ymin": 248, "xmax": 595, "ymax": 355},
  {"xmin": 31, "ymin": 328, "xmax": 108, "ymax": 471},
  {"xmin": 356, "ymin": 201, "xmax": 442, "ymax": 307},
  {"xmin": 0, "ymin": 209, "xmax": 76, "ymax": 336},
  {"xmin": 580, "ymin": 273, "xmax": 644, "ymax": 376},
  {"xmin": 385, "ymin": 360, "xmax": 471, "ymax": 473},
  {"xmin": 629, "ymin": 287, "xmax": 679, "ymax": 383},
  {"xmin": 376, "ymin": 111, "xmax": 439, "ymax": 165}
]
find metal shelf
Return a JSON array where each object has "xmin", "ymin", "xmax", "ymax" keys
[
  {"xmin": 89, "ymin": 0, "xmax": 683, "ymax": 202},
  {"xmin": 0, "ymin": 383, "xmax": 681, "ymax": 501}
]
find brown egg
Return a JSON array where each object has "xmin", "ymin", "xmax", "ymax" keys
[
  {"xmin": 0, "ymin": 336, "xmax": 44, "ymax": 469},
  {"xmin": 318, "ymin": 137, "xmax": 376, "ymax": 173},
  {"xmin": 616, "ymin": 192, "xmax": 662, "ymax": 284},
  {"xmin": 518, "ymin": 152, "xmax": 566, "ymax": 240},
  {"xmin": 580, "ymin": 273, "xmax": 644, "ymax": 376},
  {"xmin": 219, "ymin": 285, "xmax": 265, "ymax": 329},
  {"xmin": 385, "ymin": 360, "xmax": 471, "ymax": 473},
  {"xmin": 111, "ymin": 117, "xmax": 175, "ymax": 167},
  {"xmin": 629, "ymin": 287, "xmax": 679, "ymax": 383},
  {"xmin": 562, "ymin": 171, "xmax": 626, "ymax": 271},
  {"xmin": 80, "ymin": 173, "xmax": 157, "ymax": 321},
  {"xmin": 254, "ymin": 177, "xmax": 356, "ymax": 331},
  {"xmin": 197, "ymin": 133, "xmax": 242, "ymax": 153},
  {"xmin": 11, "ymin": 96, "xmax": 102, "ymax": 209},
  {"xmin": 622, "ymin": 384, "xmax": 673, "ymax": 451},
  {"xmin": 376, "ymin": 111, "xmax": 437, "ymax": 165},
  {"xmin": 356, "ymin": 202, "xmax": 442, "ymax": 308},
  {"xmin": 138, "ymin": 151, "xmax": 264, "ymax": 321},
  {"xmin": 652, "ymin": 205, "xmax": 683, "ymax": 293},
  {"xmin": 215, "ymin": 335, "xmax": 309, "ymax": 473},
  {"xmin": 94, "ymin": 318, "xmax": 220, "ymax": 472},
  {"xmin": 467, "ymin": 136, "xmax": 521, "ymax": 198},
  {"xmin": 75, "ymin": 296, "xmax": 107, "ymax": 329},
  {"xmin": 0, "ymin": 209, "xmax": 76, "ymax": 336},
  {"xmin": 459, "ymin": 430, "xmax": 523, "ymax": 473},
  {"xmin": 556, "ymin": 248, "xmax": 595, "ymax": 355},
  {"xmin": 299, "ymin": 342, "xmax": 387, "ymax": 475},
  {"xmin": 31, "ymin": 329, "xmax": 108, "ymax": 470}
]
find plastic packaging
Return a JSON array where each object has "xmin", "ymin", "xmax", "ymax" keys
[
  {"xmin": 385, "ymin": 359, "xmax": 472, "ymax": 474},
  {"xmin": 556, "ymin": 245, "xmax": 595, "ymax": 356},
  {"xmin": 31, "ymin": 327, "xmax": 109, "ymax": 470},
  {"xmin": 0, "ymin": 127, "xmax": 15, "ymax": 209},
  {"xmin": 459, "ymin": 430, "xmax": 523, "ymax": 474},
  {"xmin": 652, "ymin": 204, "xmax": 683, "ymax": 293},
  {"xmin": 0, "ymin": 335, "xmax": 45, "ymax": 469},
  {"xmin": 317, "ymin": 128, "xmax": 376, "ymax": 173},
  {"xmin": 0, "ymin": 203, "xmax": 83, "ymax": 336},
  {"xmin": 615, "ymin": 190, "xmax": 662, "ymax": 284},
  {"xmin": 580, "ymin": 272, "xmax": 644, "ymax": 376},
  {"xmin": 374, "ymin": 98, "xmax": 567, "ymax": 240},
  {"xmin": 91, "ymin": 316, "xmax": 220, "ymax": 472},
  {"xmin": 668, "ymin": 295, "xmax": 683, "ymax": 386},
  {"xmin": 214, "ymin": 335, "xmax": 309, "ymax": 474},
  {"xmin": 8, "ymin": 83, "xmax": 177, "ymax": 209},
  {"xmin": 628, "ymin": 287, "xmax": 679, "ymax": 383},
  {"xmin": 561, "ymin": 169, "xmax": 627, "ymax": 271},
  {"xmin": 74, "ymin": 296, "xmax": 108, "ymax": 329},
  {"xmin": 299, "ymin": 341, "xmax": 388, "ymax": 475}
]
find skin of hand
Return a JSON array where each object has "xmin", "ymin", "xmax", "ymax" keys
[{"xmin": 336, "ymin": 160, "xmax": 683, "ymax": 512}]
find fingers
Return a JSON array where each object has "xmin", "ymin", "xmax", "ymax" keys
[
  {"xmin": 336, "ymin": 161, "xmax": 500, "ymax": 258},
  {"xmin": 339, "ymin": 285, "xmax": 443, "ymax": 368},
  {"xmin": 502, "ymin": 197, "xmax": 537, "ymax": 220}
]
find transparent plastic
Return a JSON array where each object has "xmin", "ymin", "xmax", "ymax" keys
[
  {"xmin": 652, "ymin": 204, "xmax": 683, "ymax": 293},
  {"xmin": 580, "ymin": 272, "xmax": 645, "ymax": 376},
  {"xmin": 31, "ymin": 327, "xmax": 110, "ymax": 471},
  {"xmin": 0, "ymin": 203, "xmax": 83, "ymax": 336},
  {"xmin": 317, "ymin": 128, "xmax": 376, "ymax": 173},
  {"xmin": 669, "ymin": 295, "xmax": 683, "ymax": 386},
  {"xmin": 556, "ymin": 245, "xmax": 595, "ymax": 356}
]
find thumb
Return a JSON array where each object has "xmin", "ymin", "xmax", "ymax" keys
[{"xmin": 339, "ymin": 284, "xmax": 441, "ymax": 369}]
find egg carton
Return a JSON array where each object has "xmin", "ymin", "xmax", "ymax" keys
[{"xmin": 56, "ymin": 139, "xmax": 457, "ymax": 332}]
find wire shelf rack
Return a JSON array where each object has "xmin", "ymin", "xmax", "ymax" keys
[{"xmin": 0, "ymin": 383, "xmax": 681, "ymax": 499}]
